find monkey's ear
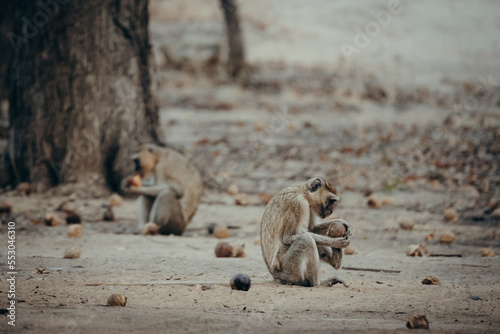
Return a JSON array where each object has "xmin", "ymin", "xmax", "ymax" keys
[
  {"xmin": 146, "ymin": 144, "xmax": 157, "ymax": 155},
  {"xmin": 308, "ymin": 177, "xmax": 322, "ymax": 193}
]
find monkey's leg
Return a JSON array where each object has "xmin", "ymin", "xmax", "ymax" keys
[
  {"xmin": 317, "ymin": 246, "xmax": 349, "ymax": 287},
  {"xmin": 277, "ymin": 233, "xmax": 321, "ymax": 287},
  {"xmin": 149, "ymin": 188, "xmax": 186, "ymax": 235},
  {"xmin": 317, "ymin": 246, "xmax": 343, "ymax": 269},
  {"xmin": 137, "ymin": 195, "xmax": 154, "ymax": 230}
]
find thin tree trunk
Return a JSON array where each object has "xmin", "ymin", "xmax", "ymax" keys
[
  {"xmin": 220, "ymin": 0, "xmax": 245, "ymax": 80},
  {"xmin": 5, "ymin": 0, "xmax": 161, "ymax": 194}
]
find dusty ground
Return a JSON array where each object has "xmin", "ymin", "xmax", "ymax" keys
[{"xmin": 2, "ymin": 0, "xmax": 500, "ymax": 333}]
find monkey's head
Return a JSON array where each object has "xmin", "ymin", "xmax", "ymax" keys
[
  {"xmin": 306, "ymin": 177, "xmax": 339, "ymax": 219},
  {"xmin": 131, "ymin": 144, "xmax": 159, "ymax": 178}
]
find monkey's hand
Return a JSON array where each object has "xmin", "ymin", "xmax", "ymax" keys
[{"xmin": 335, "ymin": 218, "xmax": 352, "ymax": 239}]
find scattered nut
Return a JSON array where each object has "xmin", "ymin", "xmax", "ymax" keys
[
  {"xmin": 230, "ymin": 274, "xmax": 251, "ymax": 291},
  {"xmin": 107, "ymin": 294, "xmax": 127, "ymax": 306},
  {"xmin": 406, "ymin": 244, "xmax": 425, "ymax": 257},
  {"xmin": 64, "ymin": 247, "xmax": 81, "ymax": 259},
  {"xmin": 16, "ymin": 182, "xmax": 32, "ymax": 195},
  {"xmin": 235, "ymin": 193, "xmax": 249, "ymax": 206},
  {"xmin": 0, "ymin": 201, "xmax": 12, "ymax": 215},
  {"xmin": 444, "ymin": 208, "xmax": 458, "ymax": 223},
  {"xmin": 109, "ymin": 193, "xmax": 123, "ymax": 207},
  {"xmin": 327, "ymin": 221, "xmax": 346, "ymax": 238},
  {"xmin": 196, "ymin": 283, "xmax": 211, "ymax": 291},
  {"xmin": 398, "ymin": 216, "xmax": 414, "ymax": 230},
  {"xmin": 480, "ymin": 247, "xmax": 495, "ymax": 257},
  {"xmin": 421, "ymin": 275, "xmax": 440, "ymax": 285},
  {"xmin": 67, "ymin": 224, "xmax": 83, "ymax": 238},
  {"xmin": 44, "ymin": 212, "xmax": 64, "ymax": 226},
  {"xmin": 60, "ymin": 201, "xmax": 78, "ymax": 214},
  {"xmin": 344, "ymin": 245, "xmax": 356, "ymax": 255},
  {"xmin": 439, "ymin": 230, "xmax": 455, "ymax": 243},
  {"xmin": 367, "ymin": 195, "xmax": 380, "ymax": 209},
  {"xmin": 255, "ymin": 120, "xmax": 266, "ymax": 132},
  {"xmin": 231, "ymin": 244, "xmax": 246, "ymax": 258},
  {"xmin": 142, "ymin": 222, "xmax": 159, "ymax": 235},
  {"xmin": 381, "ymin": 196, "xmax": 395, "ymax": 206},
  {"xmin": 214, "ymin": 225, "xmax": 229, "ymax": 239},
  {"xmin": 102, "ymin": 205, "xmax": 114, "ymax": 221},
  {"xmin": 259, "ymin": 193, "xmax": 274, "ymax": 205},
  {"xmin": 227, "ymin": 183, "xmax": 239, "ymax": 195},
  {"xmin": 215, "ymin": 241, "xmax": 233, "ymax": 257},
  {"xmin": 66, "ymin": 212, "xmax": 82, "ymax": 224},
  {"xmin": 407, "ymin": 315, "xmax": 429, "ymax": 329}
]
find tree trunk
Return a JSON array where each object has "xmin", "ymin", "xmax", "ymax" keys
[
  {"xmin": 0, "ymin": 1, "xmax": 15, "ymax": 101},
  {"xmin": 5, "ymin": 0, "xmax": 162, "ymax": 194},
  {"xmin": 220, "ymin": 0, "xmax": 245, "ymax": 80}
]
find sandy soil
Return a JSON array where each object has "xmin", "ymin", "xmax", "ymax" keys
[{"xmin": 1, "ymin": 0, "xmax": 500, "ymax": 333}]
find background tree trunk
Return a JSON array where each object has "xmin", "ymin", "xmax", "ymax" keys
[
  {"xmin": 220, "ymin": 0, "xmax": 245, "ymax": 80},
  {"xmin": 0, "ymin": 1, "xmax": 14, "ymax": 102},
  {"xmin": 5, "ymin": 0, "xmax": 161, "ymax": 194}
]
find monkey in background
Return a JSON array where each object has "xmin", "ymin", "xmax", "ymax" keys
[
  {"xmin": 260, "ymin": 177, "xmax": 352, "ymax": 287},
  {"xmin": 124, "ymin": 144, "xmax": 203, "ymax": 235}
]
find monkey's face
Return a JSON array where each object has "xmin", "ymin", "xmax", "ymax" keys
[
  {"xmin": 132, "ymin": 144, "xmax": 158, "ymax": 178},
  {"xmin": 307, "ymin": 177, "xmax": 339, "ymax": 219}
]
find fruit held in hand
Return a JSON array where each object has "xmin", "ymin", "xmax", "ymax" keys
[
  {"xmin": 230, "ymin": 273, "xmax": 251, "ymax": 291},
  {"xmin": 107, "ymin": 294, "xmax": 127, "ymax": 306},
  {"xmin": 327, "ymin": 221, "xmax": 346, "ymax": 238},
  {"xmin": 127, "ymin": 174, "xmax": 142, "ymax": 187}
]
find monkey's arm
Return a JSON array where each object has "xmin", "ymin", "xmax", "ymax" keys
[
  {"xmin": 310, "ymin": 222, "xmax": 331, "ymax": 235},
  {"xmin": 284, "ymin": 232, "xmax": 350, "ymax": 248},
  {"xmin": 127, "ymin": 182, "xmax": 184, "ymax": 198}
]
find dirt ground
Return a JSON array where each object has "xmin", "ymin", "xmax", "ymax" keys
[{"xmin": 2, "ymin": 0, "xmax": 500, "ymax": 333}]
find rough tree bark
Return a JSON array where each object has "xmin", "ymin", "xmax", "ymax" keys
[
  {"xmin": 4, "ymin": 0, "xmax": 162, "ymax": 194},
  {"xmin": 220, "ymin": 0, "xmax": 245, "ymax": 80}
]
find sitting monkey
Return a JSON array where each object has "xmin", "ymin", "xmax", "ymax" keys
[
  {"xmin": 260, "ymin": 177, "xmax": 352, "ymax": 287},
  {"xmin": 125, "ymin": 144, "xmax": 203, "ymax": 235}
]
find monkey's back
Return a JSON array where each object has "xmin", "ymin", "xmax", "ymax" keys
[
  {"xmin": 260, "ymin": 183, "xmax": 308, "ymax": 273},
  {"xmin": 157, "ymin": 148, "xmax": 203, "ymax": 224}
]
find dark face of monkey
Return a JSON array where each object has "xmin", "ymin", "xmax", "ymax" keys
[
  {"xmin": 308, "ymin": 177, "xmax": 338, "ymax": 219},
  {"xmin": 131, "ymin": 145, "xmax": 158, "ymax": 178}
]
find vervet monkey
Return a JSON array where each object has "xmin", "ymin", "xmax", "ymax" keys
[
  {"xmin": 260, "ymin": 177, "xmax": 352, "ymax": 287},
  {"xmin": 125, "ymin": 144, "xmax": 203, "ymax": 235}
]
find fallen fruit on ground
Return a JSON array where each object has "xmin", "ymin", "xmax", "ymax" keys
[
  {"xmin": 230, "ymin": 273, "xmax": 251, "ymax": 291},
  {"xmin": 107, "ymin": 294, "xmax": 127, "ymax": 306}
]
